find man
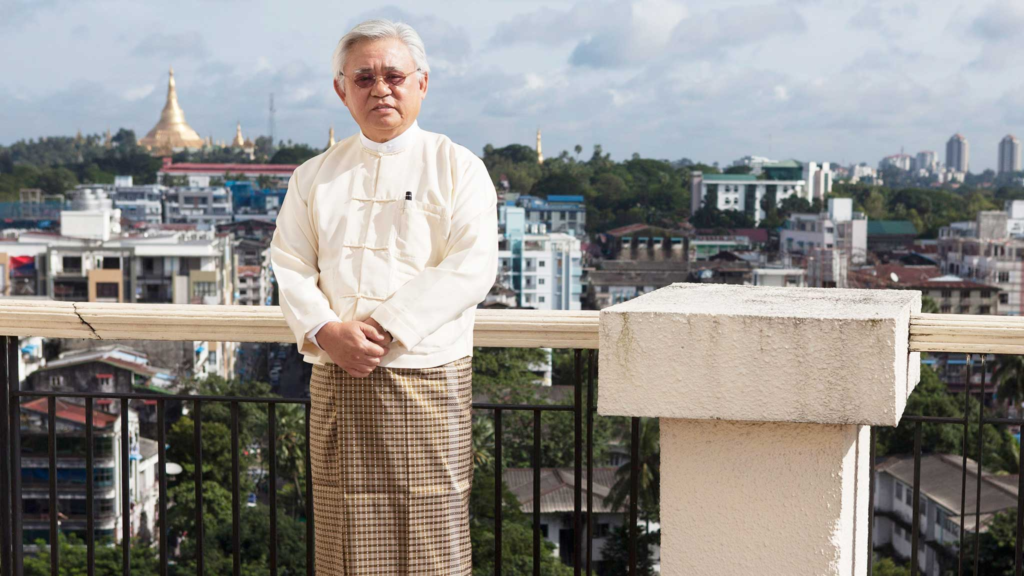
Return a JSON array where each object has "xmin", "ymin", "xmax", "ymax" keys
[{"xmin": 270, "ymin": 19, "xmax": 498, "ymax": 576}]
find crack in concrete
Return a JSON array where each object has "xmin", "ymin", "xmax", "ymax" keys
[{"xmin": 72, "ymin": 303, "xmax": 101, "ymax": 339}]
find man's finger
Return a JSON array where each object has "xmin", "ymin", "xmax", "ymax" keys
[
  {"xmin": 362, "ymin": 341, "xmax": 388, "ymax": 357},
  {"xmin": 359, "ymin": 322, "xmax": 385, "ymax": 342}
]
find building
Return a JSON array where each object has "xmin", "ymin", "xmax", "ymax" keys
[
  {"xmin": 111, "ymin": 185, "xmax": 164, "ymax": 225},
  {"xmin": 497, "ymin": 207, "xmax": 582, "ymax": 310},
  {"xmin": 157, "ymin": 157, "xmax": 297, "ymax": 189},
  {"xmin": 780, "ymin": 198, "xmax": 868, "ymax": 265},
  {"xmin": 916, "ymin": 151, "xmax": 938, "ymax": 174},
  {"xmin": 849, "ymin": 265, "xmax": 1000, "ymax": 315},
  {"xmin": 880, "ymin": 154, "xmax": 913, "ymax": 172},
  {"xmin": 226, "ymin": 181, "xmax": 286, "ymax": 222},
  {"xmin": 802, "ymin": 161, "xmax": 833, "ymax": 201},
  {"xmin": 515, "ymin": 195, "xmax": 587, "ymax": 237},
  {"xmin": 873, "ymin": 453, "xmax": 1016, "ymax": 576},
  {"xmin": 939, "ymin": 211, "xmax": 1024, "ymax": 315},
  {"xmin": 690, "ymin": 171, "xmax": 811, "ymax": 227},
  {"xmin": 999, "ymin": 134, "xmax": 1021, "ymax": 175},
  {"xmin": 596, "ymin": 224, "xmax": 689, "ymax": 263},
  {"xmin": 138, "ymin": 68, "xmax": 205, "ymax": 155},
  {"xmin": 18, "ymin": 399, "xmax": 158, "ymax": 548},
  {"xmin": 163, "ymin": 186, "xmax": 233, "ymax": 228},
  {"xmin": 849, "ymin": 163, "xmax": 881, "ymax": 185},
  {"xmin": 583, "ymin": 261, "xmax": 692, "ymax": 309},
  {"xmin": 730, "ymin": 155, "xmax": 776, "ymax": 175},
  {"xmin": 867, "ymin": 220, "xmax": 919, "ymax": 252},
  {"xmin": 751, "ymin": 268, "xmax": 806, "ymax": 287},
  {"xmin": 503, "ymin": 467, "xmax": 660, "ymax": 573},
  {"xmin": 946, "ymin": 133, "xmax": 969, "ymax": 174}
]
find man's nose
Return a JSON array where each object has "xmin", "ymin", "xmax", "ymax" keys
[{"xmin": 370, "ymin": 78, "xmax": 392, "ymax": 98}]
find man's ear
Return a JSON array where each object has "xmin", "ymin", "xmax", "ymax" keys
[
  {"xmin": 334, "ymin": 78, "xmax": 348, "ymax": 107},
  {"xmin": 419, "ymin": 71, "xmax": 429, "ymax": 100}
]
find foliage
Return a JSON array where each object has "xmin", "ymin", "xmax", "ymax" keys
[
  {"xmin": 23, "ymin": 533, "xmax": 159, "ymax": 576},
  {"xmin": 599, "ymin": 522, "xmax": 660, "ymax": 576},
  {"xmin": 871, "ymin": 557, "xmax": 911, "ymax": 576},
  {"xmin": 876, "ymin": 365, "xmax": 1019, "ymax": 474},
  {"xmin": 970, "ymin": 508, "xmax": 1018, "ymax": 575},
  {"xmin": 831, "ymin": 182, "xmax": 1001, "ymax": 238},
  {"xmin": 604, "ymin": 418, "xmax": 660, "ymax": 523},
  {"xmin": 269, "ymin": 142, "xmax": 320, "ymax": 165},
  {"xmin": 994, "ymin": 356, "xmax": 1024, "ymax": 408}
]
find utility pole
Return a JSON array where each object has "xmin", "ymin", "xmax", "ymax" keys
[{"xmin": 268, "ymin": 93, "xmax": 276, "ymax": 148}]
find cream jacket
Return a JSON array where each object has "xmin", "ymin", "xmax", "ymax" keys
[{"xmin": 270, "ymin": 122, "xmax": 498, "ymax": 368}]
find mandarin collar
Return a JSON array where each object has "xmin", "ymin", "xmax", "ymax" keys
[{"xmin": 359, "ymin": 121, "xmax": 421, "ymax": 154}]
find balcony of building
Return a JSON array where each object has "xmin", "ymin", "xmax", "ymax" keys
[{"xmin": 2, "ymin": 285, "xmax": 1024, "ymax": 575}]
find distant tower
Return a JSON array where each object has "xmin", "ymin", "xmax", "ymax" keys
[
  {"xmin": 946, "ymin": 133, "xmax": 969, "ymax": 173},
  {"xmin": 104, "ymin": 128, "xmax": 112, "ymax": 149},
  {"xmin": 327, "ymin": 126, "xmax": 336, "ymax": 149},
  {"xmin": 268, "ymin": 93, "xmax": 276, "ymax": 148},
  {"xmin": 232, "ymin": 121, "xmax": 245, "ymax": 148},
  {"xmin": 536, "ymin": 128, "xmax": 544, "ymax": 165},
  {"xmin": 999, "ymin": 134, "xmax": 1021, "ymax": 174}
]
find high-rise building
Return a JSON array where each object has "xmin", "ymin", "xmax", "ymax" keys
[
  {"xmin": 946, "ymin": 133, "xmax": 969, "ymax": 173},
  {"xmin": 999, "ymin": 134, "xmax": 1021, "ymax": 174},
  {"xmin": 915, "ymin": 151, "xmax": 938, "ymax": 174}
]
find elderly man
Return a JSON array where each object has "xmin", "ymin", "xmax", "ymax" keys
[{"xmin": 270, "ymin": 19, "xmax": 497, "ymax": 576}]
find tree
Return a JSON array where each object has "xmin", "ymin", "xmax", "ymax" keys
[
  {"xmin": 24, "ymin": 533, "xmax": 160, "ymax": 576},
  {"xmin": 872, "ymin": 557, "xmax": 911, "ymax": 576},
  {"xmin": 599, "ymin": 522, "xmax": 659, "ymax": 576},
  {"xmin": 604, "ymin": 418, "xmax": 660, "ymax": 524},
  {"xmin": 270, "ymin": 143, "xmax": 319, "ymax": 165},
  {"xmin": 994, "ymin": 355, "xmax": 1024, "ymax": 410}
]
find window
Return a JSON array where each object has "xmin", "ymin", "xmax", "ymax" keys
[
  {"xmin": 941, "ymin": 290, "xmax": 952, "ymax": 298},
  {"xmin": 981, "ymin": 306, "xmax": 991, "ymax": 314},
  {"xmin": 999, "ymin": 272, "xmax": 1011, "ymax": 283},
  {"xmin": 47, "ymin": 375, "xmax": 65, "ymax": 388},
  {"xmin": 193, "ymin": 282, "xmax": 217, "ymax": 300},
  {"xmin": 95, "ymin": 283, "xmax": 119, "ymax": 299},
  {"xmin": 539, "ymin": 260, "xmax": 546, "ymax": 268},
  {"xmin": 538, "ymin": 296, "xmax": 545, "ymax": 303},
  {"xmin": 94, "ymin": 467, "xmax": 114, "ymax": 487},
  {"xmin": 941, "ymin": 305, "xmax": 952, "ymax": 313},
  {"xmin": 62, "ymin": 256, "xmax": 82, "ymax": 272},
  {"xmin": 101, "ymin": 257, "xmax": 120, "ymax": 270},
  {"xmin": 540, "ymin": 524, "xmax": 549, "ymax": 538},
  {"xmin": 1001, "ymin": 293, "xmax": 1009, "ymax": 304},
  {"xmin": 539, "ymin": 278, "xmax": 545, "ymax": 285},
  {"xmin": 905, "ymin": 487, "xmax": 913, "ymax": 506},
  {"xmin": 895, "ymin": 482, "xmax": 903, "ymax": 500},
  {"xmin": 982, "ymin": 290, "xmax": 992, "ymax": 298},
  {"xmin": 595, "ymin": 523, "xmax": 610, "ymax": 538},
  {"xmin": 961, "ymin": 290, "xmax": 972, "ymax": 298}
]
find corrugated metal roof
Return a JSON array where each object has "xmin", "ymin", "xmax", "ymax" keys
[
  {"xmin": 503, "ymin": 467, "xmax": 624, "ymax": 514},
  {"xmin": 21, "ymin": 397, "xmax": 119, "ymax": 428},
  {"xmin": 868, "ymin": 220, "xmax": 918, "ymax": 236}
]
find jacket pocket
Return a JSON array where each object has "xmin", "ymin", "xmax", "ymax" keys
[{"xmin": 395, "ymin": 200, "xmax": 448, "ymax": 264}]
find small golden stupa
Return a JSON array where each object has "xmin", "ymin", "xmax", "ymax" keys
[
  {"xmin": 327, "ymin": 126, "xmax": 336, "ymax": 149},
  {"xmin": 139, "ymin": 67, "xmax": 205, "ymax": 155}
]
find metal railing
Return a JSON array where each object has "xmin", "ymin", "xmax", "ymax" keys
[{"xmin": 0, "ymin": 306, "xmax": 646, "ymax": 576}]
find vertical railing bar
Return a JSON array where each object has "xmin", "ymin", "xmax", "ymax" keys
[
  {"xmin": 974, "ymin": 357, "xmax": 985, "ymax": 576},
  {"xmin": 910, "ymin": 420, "xmax": 921, "ymax": 576},
  {"xmin": 0, "ymin": 336, "xmax": 11, "ymax": 576},
  {"xmin": 1016, "ymin": 390, "xmax": 1024, "ymax": 576},
  {"xmin": 48, "ymin": 396, "xmax": 58, "ymax": 576},
  {"xmin": 86, "ymin": 397, "xmax": 95, "ymax": 576},
  {"xmin": 8, "ymin": 338, "xmax": 21, "ymax": 576},
  {"xmin": 120, "ymin": 397, "xmax": 130, "ymax": 576},
  {"xmin": 629, "ymin": 417, "xmax": 640, "ymax": 576},
  {"xmin": 867, "ymin": 426, "xmax": 875, "ymax": 576},
  {"xmin": 586, "ymin": 350, "xmax": 595, "ymax": 576},
  {"xmin": 959, "ymin": 354, "xmax": 971, "ymax": 575},
  {"xmin": 269, "ymin": 403, "xmax": 278, "ymax": 576},
  {"xmin": 495, "ymin": 408, "xmax": 503, "ymax": 576},
  {"xmin": 157, "ymin": 398, "xmax": 167, "ymax": 576},
  {"xmin": 231, "ymin": 401, "xmax": 241, "ymax": 576},
  {"xmin": 305, "ymin": 402, "xmax": 313, "ymax": 576},
  {"xmin": 573, "ymin": 349, "xmax": 582, "ymax": 576},
  {"xmin": 194, "ymin": 400, "xmax": 204, "ymax": 576},
  {"xmin": 533, "ymin": 408, "xmax": 541, "ymax": 576}
]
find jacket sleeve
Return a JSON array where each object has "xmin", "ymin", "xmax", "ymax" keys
[
  {"xmin": 370, "ymin": 152, "xmax": 498, "ymax": 350},
  {"xmin": 270, "ymin": 170, "xmax": 339, "ymax": 357}
]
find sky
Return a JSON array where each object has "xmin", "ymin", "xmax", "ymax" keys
[{"xmin": 2, "ymin": 0, "xmax": 1023, "ymax": 171}]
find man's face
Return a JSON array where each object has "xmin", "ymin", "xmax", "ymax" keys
[{"xmin": 335, "ymin": 37, "xmax": 428, "ymax": 142}]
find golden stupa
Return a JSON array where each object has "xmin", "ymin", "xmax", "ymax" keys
[
  {"xmin": 139, "ymin": 67, "xmax": 205, "ymax": 155},
  {"xmin": 327, "ymin": 125, "xmax": 336, "ymax": 149}
]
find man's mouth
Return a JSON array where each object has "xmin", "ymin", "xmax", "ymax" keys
[{"xmin": 373, "ymin": 104, "xmax": 394, "ymax": 110}]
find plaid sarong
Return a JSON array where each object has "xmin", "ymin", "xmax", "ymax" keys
[{"xmin": 309, "ymin": 356, "xmax": 474, "ymax": 575}]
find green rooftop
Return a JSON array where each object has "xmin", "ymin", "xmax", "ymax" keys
[
  {"xmin": 867, "ymin": 220, "xmax": 918, "ymax": 236},
  {"xmin": 702, "ymin": 174, "xmax": 757, "ymax": 182}
]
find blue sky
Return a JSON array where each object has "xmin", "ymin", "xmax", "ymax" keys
[{"xmin": 2, "ymin": 0, "xmax": 1023, "ymax": 171}]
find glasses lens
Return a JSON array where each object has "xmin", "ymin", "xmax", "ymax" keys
[
  {"xmin": 385, "ymin": 73, "xmax": 407, "ymax": 86},
  {"xmin": 354, "ymin": 75, "xmax": 375, "ymax": 89}
]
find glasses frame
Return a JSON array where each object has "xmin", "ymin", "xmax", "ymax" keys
[{"xmin": 339, "ymin": 68, "xmax": 423, "ymax": 90}]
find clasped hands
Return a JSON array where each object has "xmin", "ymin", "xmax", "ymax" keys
[{"xmin": 316, "ymin": 318, "xmax": 393, "ymax": 378}]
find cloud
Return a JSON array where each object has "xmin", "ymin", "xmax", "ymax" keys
[
  {"xmin": 346, "ymin": 7, "xmax": 473, "ymax": 70},
  {"xmin": 966, "ymin": 2, "xmax": 1024, "ymax": 71},
  {"xmin": 133, "ymin": 32, "xmax": 209, "ymax": 61}
]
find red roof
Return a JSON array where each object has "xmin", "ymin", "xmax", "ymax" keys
[
  {"xmin": 21, "ymin": 398, "xmax": 119, "ymax": 427},
  {"xmin": 160, "ymin": 160, "xmax": 298, "ymax": 175}
]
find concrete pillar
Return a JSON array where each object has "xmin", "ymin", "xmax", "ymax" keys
[{"xmin": 598, "ymin": 284, "xmax": 920, "ymax": 576}]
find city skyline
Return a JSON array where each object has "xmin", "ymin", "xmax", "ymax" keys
[{"xmin": 4, "ymin": 0, "xmax": 1024, "ymax": 171}]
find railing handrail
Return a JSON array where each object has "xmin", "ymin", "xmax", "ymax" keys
[
  {"xmin": 6, "ymin": 301, "xmax": 1024, "ymax": 354},
  {"xmin": 0, "ymin": 301, "xmax": 600, "ymax": 349}
]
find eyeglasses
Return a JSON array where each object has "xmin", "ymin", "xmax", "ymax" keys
[{"xmin": 340, "ymin": 68, "xmax": 422, "ymax": 90}]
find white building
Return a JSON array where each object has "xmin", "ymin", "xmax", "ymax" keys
[
  {"xmin": 916, "ymin": 151, "xmax": 939, "ymax": 174},
  {"xmin": 163, "ymin": 187, "xmax": 233, "ymax": 228},
  {"xmin": 880, "ymin": 154, "xmax": 913, "ymax": 172},
  {"xmin": 946, "ymin": 133, "xmax": 969, "ymax": 173},
  {"xmin": 751, "ymin": 268, "xmax": 806, "ymax": 287},
  {"xmin": 690, "ymin": 173, "xmax": 811, "ymax": 226},
  {"xmin": 873, "ymin": 454, "xmax": 1015, "ymax": 576},
  {"xmin": 19, "ymin": 401, "xmax": 159, "ymax": 549},
  {"xmin": 802, "ymin": 161, "xmax": 833, "ymax": 201},
  {"xmin": 498, "ymin": 206, "xmax": 582, "ymax": 310},
  {"xmin": 780, "ymin": 198, "xmax": 868, "ymax": 265},
  {"xmin": 849, "ymin": 163, "xmax": 881, "ymax": 185},
  {"xmin": 939, "ymin": 210, "xmax": 1024, "ymax": 315}
]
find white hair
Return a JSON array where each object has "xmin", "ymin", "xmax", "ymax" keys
[{"xmin": 331, "ymin": 19, "xmax": 430, "ymax": 82}]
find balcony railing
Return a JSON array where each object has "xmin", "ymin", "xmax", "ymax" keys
[{"xmin": 0, "ymin": 304, "xmax": 631, "ymax": 576}]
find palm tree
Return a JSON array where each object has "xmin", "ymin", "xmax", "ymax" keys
[
  {"xmin": 472, "ymin": 418, "xmax": 495, "ymax": 470},
  {"xmin": 995, "ymin": 356, "xmax": 1024, "ymax": 415},
  {"xmin": 604, "ymin": 418, "xmax": 660, "ymax": 527},
  {"xmin": 273, "ymin": 403, "xmax": 310, "ymax": 516}
]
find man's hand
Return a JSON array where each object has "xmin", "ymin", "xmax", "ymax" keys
[
  {"xmin": 364, "ymin": 317, "xmax": 394, "ymax": 348},
  {"xmin": 316, "ymin": 321, "xmax": 390, "ymax": 378}
]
